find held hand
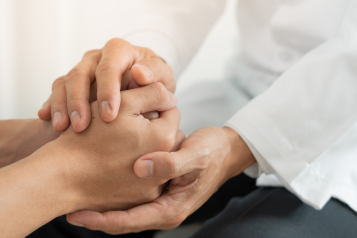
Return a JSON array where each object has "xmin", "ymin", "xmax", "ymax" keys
[
  {"xmin": 38, "ymin": 38, "xmax": 175, "ymax": 133},
  {"xmin": 66, "ymin": 127, "xmax": 256, "ymax": 234},
  {"xmin": 53, "ymin": 82, "xmax": 180, "ymax": 213},
  {"xmin": 0, "ymin": 83, "xmax": 180, "ymax": 238}
]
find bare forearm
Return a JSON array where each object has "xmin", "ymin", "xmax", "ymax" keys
[
  {"xmin": 0, "ymin": 142, "xmax": 76, "ymax": 238},
  {"xmin": 0, "ymin": 119, "xmax": 59, "ymax": 167}
]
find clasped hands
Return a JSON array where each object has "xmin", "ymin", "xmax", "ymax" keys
[{"xmin": 37, "ymin": 39, "xmax": 255, "ymax": 235}]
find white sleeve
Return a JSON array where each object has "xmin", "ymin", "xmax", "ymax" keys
[
  {"xmin": 225, "ymin": 1, "xmax": 357, "ymax": 209},
  {"xmin": 121, "ymin": 0, "xmax": 226, "ymax": 79}
]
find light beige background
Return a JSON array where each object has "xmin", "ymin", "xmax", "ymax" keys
[{"xmin": 0, "ymin": 0, "xmax": 238, "ymax": 120}]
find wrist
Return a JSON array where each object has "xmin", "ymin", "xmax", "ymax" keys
[
  {"xmin": 0, "ymin": 119, "xmax": 32, "ymax": 167},
  {"xmin": 10, "ymin": 119, "xmax": 60, "ymax": 164},
  {"xmin": 222, "ymin": 127, "xmax": 256, "ymax": 180},
  {"xmin": 0, "ymin": 141, "xmax": 77, "ymax": 237},
  {"xmin": 47, "ymin": 134, "xmax": 92, "ymax": 212},
  {"xmin": 28, "ymin": 141, "xmax": 79, "ymax": 214}
]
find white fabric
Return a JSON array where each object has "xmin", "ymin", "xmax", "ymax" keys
[{"xmin": 123, "ymin": 0, "xmax": 357, "ymax": 212}]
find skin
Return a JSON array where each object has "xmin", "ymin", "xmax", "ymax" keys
[
  {"xmin": 67, "ymin": 126, "xmax": 256, "ymax": 234},
  {"xmin": 0, "ymin": 83, "xmax": 181, "ymax": 238},
  {"xmin": 0, "ymin": 119, "xmax": 60, "ymax": 168},
  {"xmin": 38, "ymin": 38, "xmax": 257, "ymax": 234},
  {"xmin": 38, "ymin": 38, "xmax": 175, "ymax": 133}
]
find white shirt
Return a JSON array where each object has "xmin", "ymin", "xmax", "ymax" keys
[{"xmin": 124, "ymin": 0, "xmax": 357, "ymax": 212}]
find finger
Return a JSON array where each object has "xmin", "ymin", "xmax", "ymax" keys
[
  {"xmin": 50, "ymin": 76, "xmax": 70, "ymax": 132},
  {"xmin": 120, "ymin": 70, "xmax": 136, "ymax": 90},
  {"xmin": 171, "ymin": 130, "xmax": 186, "ymax": 152},
  {"xmin": 131, "ymin": 58, "xmax": 176, "ymax": 93},
  {"xmin": 67, "ymin": 194, "xmax": 183, "ymax": 234},
  {"xmin": 95, "ymin": 39, "xmax": 143, "ymax": 122},
  {"xmin": 149, "ymin": 107, "xmax": 180, "ymax": 138},
  {"xmin": 89, "ymin": 80, "xmax": 97, "ymax": 103},
  {"xmin": 134, "ymin": 144, "xmax": 201, "ymax": 180},
  {"xmin": 65, "ymin": 50, "xmax": 101, "ymax": 132},
  {"xmin": 128, "ymin": 79, "xmax": 139, "ymax": 90},
  {"xmin": 37, "ymin": 96, "xmax": 51, "ymax": 121},
  {"xmin": 141, "ymin": 111, "xmax": 159, "ymax": 120},
  {"xmin": 120, "ymin": 82, "xmax": 177, "ymax": 114}
]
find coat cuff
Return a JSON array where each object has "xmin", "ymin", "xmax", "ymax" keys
[
  {"xmin": 225, "ymin": 105, "xmax": 333, "ymax": 210},
  {"xmin": 226, "ymin": 125, "xmax": 274, "ymax": 178}
]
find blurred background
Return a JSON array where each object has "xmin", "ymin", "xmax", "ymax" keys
[{"xmin": 0, "ymin": 0, "xmax": 238, "ymax": 120}]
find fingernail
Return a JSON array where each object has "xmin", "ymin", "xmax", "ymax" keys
[
  {"xmin": 169, "ymin": 92, "xmax": 177, "ymax": 105},
  {"xmin": 137, "ymin": 160, "xmax": 153, "ymax": 178},
  {"xmin": 134, "ymin": 64, "xmax": 153, "ymax": 80},
  {"xmin": 69, "ymin": 221, "xmax": 84, "ymax": 227},
  {"xmin": 52, "ymin": 112, "xmax": 63, "ymax": 127},
  {"xmin": 71, "ymin": 111, "xmax": 81, "ymax": 129},
  {"xmin": 100, "ymin": 101, "xmax": 112, "ymax": 119}
]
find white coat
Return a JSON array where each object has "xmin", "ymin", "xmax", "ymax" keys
[{"xmin": 123, "ymin": 0, "xmax": 357, "ymax": 212}]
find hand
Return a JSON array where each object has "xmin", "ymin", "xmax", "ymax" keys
[
  {"xmin": 53, "ymin": 82, "xmax": 181, "ymax": 213},
  {"xmin": 38, "ymin": 38, "xmax": 176, "ymax": 133},
  {"xmin": 66, "ymin": 127, "xmax": 256, "ymax": 234},
  {"xmin": 0, "ymin": 83, "xmax": 181, "ymax": 238}
]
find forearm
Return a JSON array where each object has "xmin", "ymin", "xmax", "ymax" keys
[
  {"xmin": 0, "ymin": 119, "xmax": 59, "ymax": 167},
  {"xmin": 0, "ymin": 141, "xmax": 76, "ymax": 238}
]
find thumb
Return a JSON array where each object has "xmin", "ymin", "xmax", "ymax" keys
[
  {"xmin": 134, "ymin": 145, "xmax": 199, "ymax": 180},
  {"xmin": 171, "ymin": 130, "xmax": 186, "ymax": 152}
]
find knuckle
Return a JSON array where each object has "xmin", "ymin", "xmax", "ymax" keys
[
  {"xmin": 121, "ymin": 41, "xmax": 133, "ymax": 53},
  {"xmin": 95, "ymin": 62, "xmax": 117, "ymax": 77},
  {"xmin": 66, "ymin": 97, "xmax": 82, "ymax": 111},
  {"xmin": 105, "ymin": 38, "xmax": 133, "ymax": 54},
  {"xmin": 52, "ymin": 76, "xmax": 65, "ymax": 90},
  {"xmin": 160, "ymin": 132, "xmax": 176, "ymax": 151},
  {"xmin": 165, "ymin": 64, "xmax": 173, "ymax": 75},
  {"xmin": 166, "ymin": 156, "xmax": 181, "ymax": 177},
  {"xmin": 166, "ymin": 131, "xmax": 176, "ymax": 146},
  {"xmin": 83, "ymin": 49, "xmax": 99, "ymax": 57},
  {"xmin": 106, "ymin": 38, "xmax": 126, "ymax": 47},
  {"xmin": 149, "ymin": 82, "xmax": 166, "ymax": 100},
  {"xmin": 65, "ymin": 68, "xmax": 87, "ymax": 83},
  {"xmin": 138, "ymin": 46, "xmax": 155, "ymax": 56},
  {"xmin": 200, "ymin": 152, "xmax": 210, "ymax": 168}
]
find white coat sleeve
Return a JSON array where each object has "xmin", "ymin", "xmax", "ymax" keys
[
  {"xmin": 225, "ymin": 1, "xmax": 357, "ymax": 209},
  {"xmin": 121, "ymin": 0, "xmax": 226, "ymax": 79}
]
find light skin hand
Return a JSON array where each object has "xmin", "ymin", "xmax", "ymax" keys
[
  {"xmin": 0, "ymin": 83, "xmax": 180, "ymax": 238},
  {"xmin": 38, "ymin": 38, "xmax": 176, "ymax": 133},
  {"xmin": 66, "ymin": 127, "xmax": 256, "ymax": 234}
]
